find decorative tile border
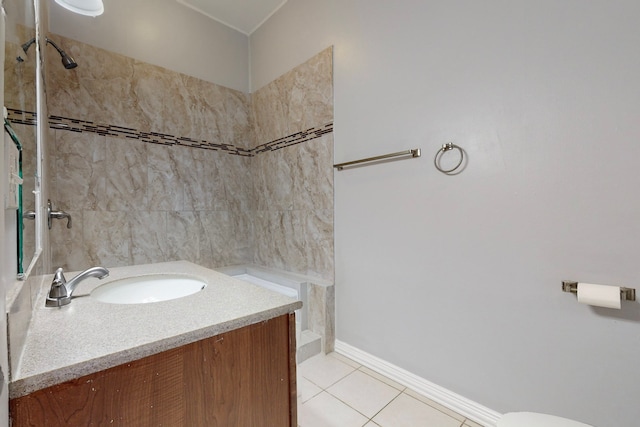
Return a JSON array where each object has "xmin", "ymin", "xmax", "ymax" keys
[
  {"xmin": 6, "ymin": 108, "xmax": 37, "ymax": 126},
  {"xmin": 6, "ymin": 108, "xmax": 333, "ymax": 157},
  {"xmin": 253, "ymin": 123, "xmax": 334, "ymax": 154}
]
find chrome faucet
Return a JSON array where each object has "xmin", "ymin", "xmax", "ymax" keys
[{"xmin": 45, "ymin": 266, "xmax": 109, "ymax": 307}]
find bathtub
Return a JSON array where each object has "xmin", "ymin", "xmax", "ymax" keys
[{"xmin": 217, "ymin": 266, "xmax": 308, "ymax": 341}]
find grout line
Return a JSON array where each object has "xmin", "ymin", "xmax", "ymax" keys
[
  {"xmin": 303, "ymin": 353, "xmax": 473, "ymax": 427},
  {"xmin": 366, "ymin": 392, "xmax": 404, "ymax": 426},
  {"xmin": 356, "ymin": 365, "xmax": 406, "ymax": 392}
]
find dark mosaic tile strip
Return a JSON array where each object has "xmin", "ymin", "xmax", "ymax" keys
[
  {"xmin": 253, "ymin": 122, "xmax": 334, "ymax": 154},
  {"xmin": 6, "ymin": 109, "xmax": 333, "ymax": 157},
  {"xmin": 6, "ymin": 108, "xmax": 37, "ymax": 126}
]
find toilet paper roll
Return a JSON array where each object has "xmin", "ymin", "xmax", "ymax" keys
[{"xmin": 577, "ymin": 282, "xmax": 621, "ymax": 309}]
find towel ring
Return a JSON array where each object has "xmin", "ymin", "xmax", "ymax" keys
[{"xmin": 434, "ymin": 143, "xmax": 464, "ymax": 174}]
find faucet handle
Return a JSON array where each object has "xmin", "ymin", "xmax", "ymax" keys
[
  {"xmin": 48, "ymin": 281, "xmax": 68, "ymax": 299},
  {"xmin": 53, "ymin": 267, "xmax": 66, "ymax": 285}
]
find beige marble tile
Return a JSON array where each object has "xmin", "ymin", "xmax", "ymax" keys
[
  {"xmin": 47, "ymin": 37, "xmax": 139, "ymax": 128},
  {"xmin": 46, "ymin": 40, "xmax": 335, "ymax": 307},
  {"xmin": 252, "ymin": 148, "xmax": 295, "ymax": 211},
  {"xmin": 48, "ymin": 34, "xmax": 251, "ymax": 149},
  {"xmin": 251, "ymin": 47, "xmax": 333, "ymax": 148},
  {"xmin": 131, "ymin": 60, "xmax": 191, "ymax": 137},
  {"xmin": 166, "ymin": 211, "xmax": 200, "ymax": 263},
  {"xmin": 251, "ymin": 80, "xmax": 291, "ymax": 147},
  {"xmin": 308, "ymin": 283, "xmax": 335, "ymax": 352},
  {"xmin": 305, "ymin": 209, "xmax": 334, "ymax": 281},
  {"xmin": 252, "ymin": 210, "xmax": 283, "ymax": 271},
  {"xmin": 196, "ymin": 211, "xmax": 232, "ymax": 268},
  {"xmin": 54, "ymin": 130, "xmax": 106, "ymax": 212},
  {"xmin": 105, "ymin": 136, "xmax": 148, "ymax": 211},
  {"xmin": 283, "ymin": 47, "xmax": 333, "ymax": 136},
  {"xmin": 178, "ymin": 147, "xmax": 227, "ymax": 212},
  {"xmin": 221, "ymin": 154, "xmax": 253, "ymax": 213},
  {"xmin": 147, "ymin": 144, "xmax": 183, "ymax": 211},
  {"xmin": 129, "ymin": 211, "xmax": 168, "ymax": 265},
  {"xmin": 50, "ymin": 210, "xmax": 91, "ymax": 271},
  {"xmin": 293, "ymin": 134, "xmax": 334, "ymax": 211},
  {"xmin": 83, "ymin": 211, "xmax": 131, "ymax": 268},
  {"xmin": 223, "ymin": 209, "xmax": 253, "ymax": 267},
  {"xmin": 181, "ymin": 74, "xmax": 251, "ymax": 147}
]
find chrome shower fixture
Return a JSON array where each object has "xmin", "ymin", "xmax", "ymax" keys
[
  {"xmin": 20, "ymin": 37, "xmax": 78, "ymax": 69},
  {"xmin": 46, "ymin": 38, "xmax": 78, "ymax": 69},
  {"xmin": 21, "ymin": 38, "xmax": 36, "ymax": 53}
]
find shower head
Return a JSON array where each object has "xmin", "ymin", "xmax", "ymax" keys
[
  {"xmin": 20, "ymin": 37, "xmax": 78, "ymax": 69},
  {"xmin": 46, "ymin": 38, "xmax": 78, "ymax": 69},
  {"xmin": 21, "ymin": 38, "xmax": 36, "ymax": 53}
]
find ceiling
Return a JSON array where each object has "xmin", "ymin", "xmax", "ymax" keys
[{"xmin": 176, "ymin": 0, "xmax": 288, "ymax": 35}]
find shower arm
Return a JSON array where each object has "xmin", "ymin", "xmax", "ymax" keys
[
  {"xmin": 21, "ymin": 37, "xmax": 77, "ymax": 69},
  {"xmin": 44, "ymin": 38, "xmax": 66, "ymax": 56}
]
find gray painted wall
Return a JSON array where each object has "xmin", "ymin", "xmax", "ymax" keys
[
  {"xmin": 252, "ymin": 1, "xmax": 640, "ymax": 426},
  {"xmin": 48, "ymin": 0, "xmax": 250, "ymax": 92}
]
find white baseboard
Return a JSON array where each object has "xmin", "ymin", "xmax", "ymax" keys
[{"xmin": 335, "ymin": 340, "xmax": 502, "ymax": 427}]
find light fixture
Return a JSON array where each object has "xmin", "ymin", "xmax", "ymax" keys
[{"xmin": 54, "ymin": 0, "xmax": 104, "ymax": 17}]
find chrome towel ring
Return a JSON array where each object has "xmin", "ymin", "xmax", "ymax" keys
[{"xmin": 434, "ymin": 143, "xmax": 464, "ymax": 174}]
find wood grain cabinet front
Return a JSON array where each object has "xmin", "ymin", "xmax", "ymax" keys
[{"xmin": 10, "ymin": 313, "xmax": 297, "ymax": 427}]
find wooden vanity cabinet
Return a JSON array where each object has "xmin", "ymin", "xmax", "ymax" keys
[{"xmin": 10, "ymin": 313, "xmax": 297, "ymax": 427}]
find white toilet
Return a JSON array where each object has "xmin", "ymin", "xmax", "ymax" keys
[{"xmin": 498, "ymin": 412, "xmax": 593, "ymax": 427}]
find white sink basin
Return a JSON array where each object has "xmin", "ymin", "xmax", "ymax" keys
[{"xmin": 91, "ymin": 274, "xmax": 207, "ymax": 304}]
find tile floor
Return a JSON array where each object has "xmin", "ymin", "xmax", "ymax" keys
[{"xmin": 297, "ymin": 352, "xmax": 484, "ymax": 427}]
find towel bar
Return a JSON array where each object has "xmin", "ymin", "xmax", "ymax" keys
[{"xmin": 333, "ymin": 148, "xmax": 420, "ymax": 171}]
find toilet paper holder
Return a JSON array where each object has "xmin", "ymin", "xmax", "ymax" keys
[{"xmin": 562, "ymin": 281, "xmax": 636, "ymax": 301}]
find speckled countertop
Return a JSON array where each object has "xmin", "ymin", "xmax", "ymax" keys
[{"xmin": 10, "ymin": 261, "xmax": 301, "ymax": 399}]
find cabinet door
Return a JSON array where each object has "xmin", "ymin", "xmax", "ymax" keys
[{"xmin": 10, "ymin": 314, "xmax": 297, "ymax": 427}]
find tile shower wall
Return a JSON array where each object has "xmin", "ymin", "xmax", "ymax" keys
[
  {"xmin": 45, "ymin": 36, "xmax": 333, "ymax": 282},
  {"xmin": 251, "ymin": 47, "xmax": 334, "ymax": 282},
  {"xmin": 46, "ymin": 35, "xmax": 253, "ymax": 271}
]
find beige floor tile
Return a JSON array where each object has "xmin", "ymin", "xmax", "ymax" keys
[
  {"xmin": 404, "ymin": 388, "xmax": 466, "ymax": 422},
  {"xmin": 358, "ymin": 366, "xmax": 406, "ymax": 391},
  {"xmin": 327, "ymin": 370, "xmax": 402, "ymax": 418},
  {"xmin": 329, "ymin": 351, "xmax": 362, "ymax": 369},
  {"xmin": 463, "ymin": 419, "xmax": 486, "ymax": 427},
  {"xmin": 298, "ymin": 353, "xmax": 357, "ymax": 389},
  {"xmin": 297, "ymin": 375, "xmax": 322, "ymax": 403},
  {"xmin": 364, "ymin": 422, "xmax": 382, "ymax": 427},
  {"xmin": 373, "ymin": 393, "xmax": 462, "ymax": 427},
  {"xmin": 298, "ymin": 391, "xmax": 369, "ymax": 427}
]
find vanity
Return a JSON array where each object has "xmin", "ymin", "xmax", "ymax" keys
[{"xmin": 8, "ymin": 261, "xmax": 301, "ymax": 426}]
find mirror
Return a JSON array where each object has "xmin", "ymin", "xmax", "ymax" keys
[{"xmin": 4, "ymin": 0, "xmax": 39, "ymax": 278}]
